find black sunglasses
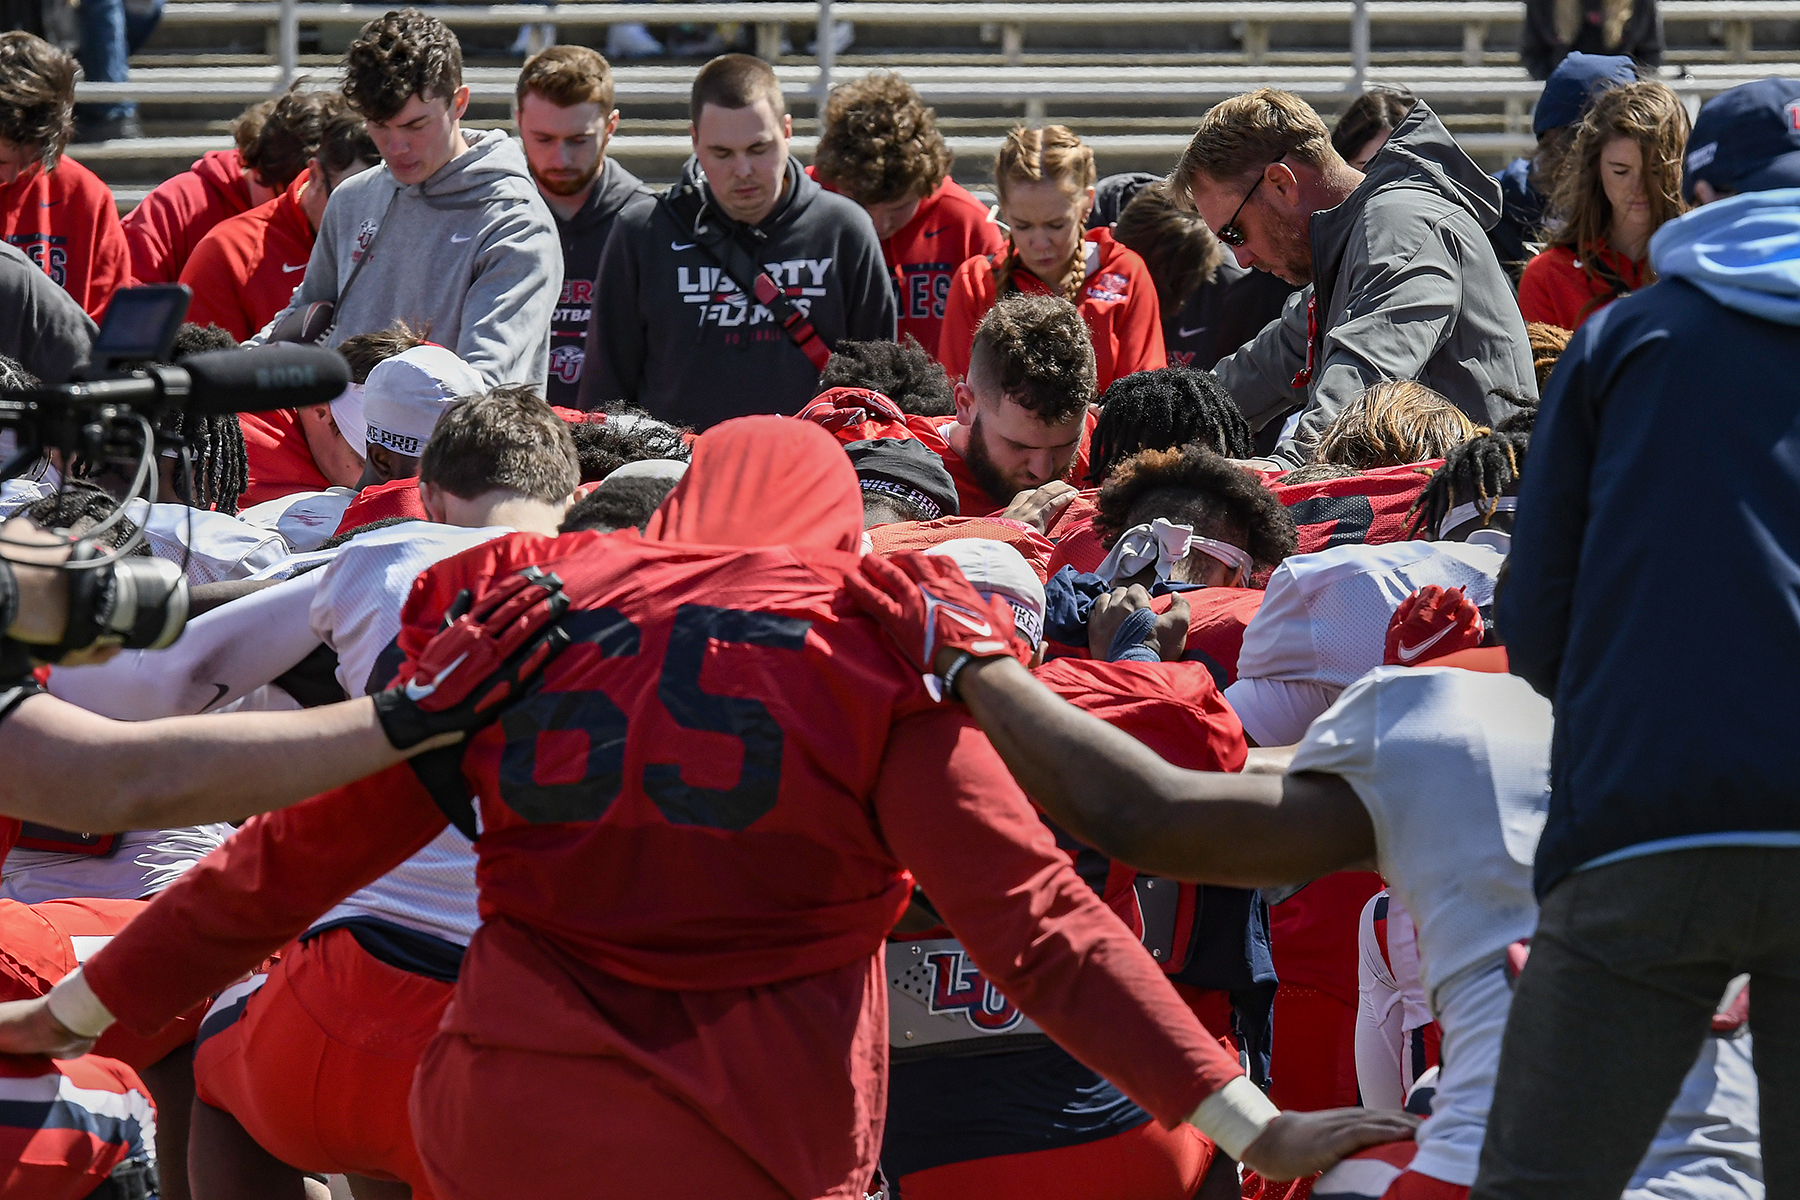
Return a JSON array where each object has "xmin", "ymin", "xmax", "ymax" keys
[{"xmin": 1217, "ymin": 157, "xmax": 1286, "ymax": 248}]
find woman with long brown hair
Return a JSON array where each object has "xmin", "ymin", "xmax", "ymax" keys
[
  {"xmin": 938, "ymin": 125, "xmax": 1166, "ymax": 391},
  {"xmin": 1517, "ymin": 80, "xmax": 1690, "ymax": 330}
]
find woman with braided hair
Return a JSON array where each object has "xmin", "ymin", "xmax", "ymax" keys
[
  {"xmin": 1087, "ymin": 366, "xmax": 1253, "ymax": 484},
  {"xmin": 939, "ymin": 125, "xmax": 1166, "ymax": 392}
]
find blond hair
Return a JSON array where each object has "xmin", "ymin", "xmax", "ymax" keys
[
  {"xmin": 1173, "ymin": 88, "xmax": 1336, "ymax": 206},
  {"xmin": 993, "ymin": 125, "xmax": 1096, "ymax": 297},
  {"xmin": 1526, "ymin": 322, "xmax": 1571, "ymax": 392},
  {"xmin": 1314, "ymin": 380, "xmax": 1476, "ymax": 470}
]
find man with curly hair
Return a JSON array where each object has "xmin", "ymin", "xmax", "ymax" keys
[
  {"xmin": 254, "ymin": 8, "xmax": 561, "ymax": 391},
  {"xmin": 0, "ymin": 32, "xmax": 130, "ymax": 319},
  {"xmin": 813, "ymin": 70, "xmax": 1004, "ymax": 352}
]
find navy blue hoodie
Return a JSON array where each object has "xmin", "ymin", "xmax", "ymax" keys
[{"xmin": 1501, "ymin": 190, "xmax": 1800, "ymax": 895}]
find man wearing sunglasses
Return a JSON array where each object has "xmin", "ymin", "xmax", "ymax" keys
[{"xmin": 1175, "ymin": 89, "xmax": 1535, "ymax": 468}]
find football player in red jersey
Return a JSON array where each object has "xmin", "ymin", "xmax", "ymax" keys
[
  {"xmin": 0, "ymin": 418, "xmax": 1413, "ymax": 1199},
  {"xmin": 812, "ymin": 71, "xmax": 1005, "ymax": 353}
]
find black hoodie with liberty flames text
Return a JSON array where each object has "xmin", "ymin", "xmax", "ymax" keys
[
  {"xmin": 579, "ymin": 157, "xmax": 896, "ymax": 428},
  {"xmin": 547, "ymin": 156, "xmax": 652, "ymax": 407}
]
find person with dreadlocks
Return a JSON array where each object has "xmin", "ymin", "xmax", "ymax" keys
[
  {"xmin": 1408, "ymin": 425, "xmax": 1534, "ymax": 550},
  {"xmin": 563, "ymin": 408, "xmax": 691, "ymax": 484},
  {"xmin": 939, "ymin": 125, "xmax": 1166, "ymax": 392},
  {"xmin": 1088, "ymin": 367, "xmax": 1254, "ymax": 486}
]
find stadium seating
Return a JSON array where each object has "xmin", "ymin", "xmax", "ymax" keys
[{"xmin": 65, "ymin": 0, "xmax": 1800, "ymax": 209}]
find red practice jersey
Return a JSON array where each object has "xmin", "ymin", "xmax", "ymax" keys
[
  {"xmin": 869, "ymin": 515, "xmax": 1055, "ymax": 582},
  {"xmin": 0, "ymin": 158, "xmax": 131, "ymax": 319},
  {"xmin": 121, "ymin": 148, "xmax": 255, "ymax": 284},
  {"xmin": 84, "ymin": 530, "xmax": 1240, "ymax": 1199},
  {"xmin": 798, "ymin": 387, "xmax": 1097, "ymax": 518},
  {"xmin": 0, "ymin": 1054, "xmax": 156, "ymax": 1200},
  {"xmin": 938, "ymin": 228, "xmax": 1166, "ymax": 391},
  {"xmin": 239, "ymin": 408, "xmax": 330, "ymax": 507},
  {"xmin": 333, "ymin": 476, "xmax": 428, "ymax": 537},
  {"xmin": 180, "ymin": 174, "xmax": 315, "ymax": 341},
  {"xmin": 1268, "ymin": 463, "xmax": 1437, "ymax": 556}
]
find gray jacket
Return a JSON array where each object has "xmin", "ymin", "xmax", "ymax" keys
[
  {"xmin": 1215, "ymin": 103, "xmax": 1537, "ymax": 466},
  {"xmin": 0, "ymin": 240, "xmax": 94, "ymax": 385},
  {"xmin": 254, "ymin": 128, "xmax": 562, "ymax": 389}
]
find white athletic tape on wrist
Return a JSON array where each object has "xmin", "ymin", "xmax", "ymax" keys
[
  {"xmin": 1187, "ymin": 1075, "xmax": 1281, "ymax": 1161},
  {"xmin": 45, "ymin": 967, "xmax": 116, "ymax": 1039}
]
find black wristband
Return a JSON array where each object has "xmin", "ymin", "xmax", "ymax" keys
[{"xmin": 939, "ymin": 650, "xmax": 978, "ymax": 702}]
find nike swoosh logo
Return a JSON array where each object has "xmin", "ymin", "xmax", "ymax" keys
[
  {"xmin": 1396, "ymin": 622, "xmax": 1459, "ymax": 664},
  {"xmin": 202, "ymin": 682, "xmax": 230, "ymax": 712},
  {"xmin": 1176, "ymin": 324, "xmax": 1208, "ymax": 339},
  {"xmin": 943, "ymin": 609, "xmax": 992, "ymax": 638},
  {"xmin": 450, "ymin": 234, "xmax": 472, "ymax": 244},
  {"xmin": 671, "ymin": 241, "xmax": 697, "ymax": 251},
  {"xmin": 39, "ymin": 200, "xmax": 59, "ymax": 208},
  {"xmin": 921, "ymin": 228, "xmax": 945, "ymax": 238},
  {"xmin": 403, "ymin": 652, "xmax": 469, "ymax": 701},
  {"xmin": 281, "ymin": 263, "xmax": 305, "ymax": 273}
]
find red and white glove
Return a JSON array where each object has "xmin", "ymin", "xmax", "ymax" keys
[
  {"xmin": 846, "ymin": 552, "xmax": 1031, "ymax": 681},
  {"xmin": 373, "ymin": 566, "xmax": 572, "ymax": 750},
  {"xmin": 1383, "ymin": 585, "xmax": 1483, "ymax": 667}
]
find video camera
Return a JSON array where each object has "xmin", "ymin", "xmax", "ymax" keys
[{"xmin": 0, "ymin": 284, "xmax": 350, "ymax": 665}]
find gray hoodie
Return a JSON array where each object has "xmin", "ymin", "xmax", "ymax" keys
[
  {"xmin": 254, "ymin": 128, "xmax": 562, "ymax": 389},
  {"xmin": 1215, "ymin": 103, "xmax": 1537, "ymax": 466}
]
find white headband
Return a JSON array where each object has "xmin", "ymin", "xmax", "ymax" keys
[
  {"xmin": 1442, "ymin": 495, "xmax": 1518, "ymax": 536},
  {"xmin": 1094, "ymin": 518, "xmax": 1254, "ymax": 587}
]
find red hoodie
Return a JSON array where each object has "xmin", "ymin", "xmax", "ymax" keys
[
  {"xmin": 0, "ymin": 157, "xmax": 131, "ymax": 319},
  {"xmin": 81, "ymin": 418, "xmax": 1240, "ymax": 1200},
  {"xmin": 239, "ymin": 408, "xmax": 331, "ymax": 507},
  {"xmin": 120, "ymin": 149, "xmax": 254, "ymax": 285},
  {"xmin": 180, "ymin": 173, "xmax": 315, "ymax": 341},
  {"xmin": 938, "ymin": 228, "xmax": 1166, "ymax": 391},
  {"xmin": 1517, "ymin": 241, "xmax": 1647, "ymax": 331}
]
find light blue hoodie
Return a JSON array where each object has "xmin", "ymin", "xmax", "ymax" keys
[{"xmin": 1650, "ymin": 187, "xmax": 1800, "ymax": 325}]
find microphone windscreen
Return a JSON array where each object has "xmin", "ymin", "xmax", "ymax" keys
[{"xmin": 181, "ymin": 345, "xmax": 351, "ymax": 416}]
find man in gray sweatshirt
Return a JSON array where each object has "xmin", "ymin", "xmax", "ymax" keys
[
  {"xmin": 1178, "ymin": 90, "xmax": 1536, "ymax": 466},
  {"xmin": 254, "ymin": 9, "xmax": 561, "ymax": 390},
  {"xmin": 578, "ymin": 54, "xmax": 895, "ymax": 428}
]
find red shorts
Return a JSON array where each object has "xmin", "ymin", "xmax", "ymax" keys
[
  {"xmin": 1313, "ymin": 1141, "xmax": 1468, "ymax": 1200},
  {"xmin": 894, "ymin": 1118, "xmax": 1215, "ymax": 1199},
  {"xmin": 193, "ymin": 926, "xmax": 451, "ymax": 1195},
  {"xmin": 0, "ymin": 1054, "xmax": 155, "ymax": 1200},
  {"xmin": 0, "ymin": 897, "xmax": 201, "ymax": 1070},
  {"xmin": 1268, "ymin": 982, "xmax": 1359, "ymax": 1111},
  {"xmin": 412, "ymin": 1032, "xmax": 794, "ymax": 1200}
]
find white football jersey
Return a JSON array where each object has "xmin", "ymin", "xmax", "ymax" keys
[
  {"xmin": 306, "ymin": 521, "xmax": 512, "ymax": 947},
  {"xmin": 124, "ymin": 498, "xmax": 290, "ymax": 584}
]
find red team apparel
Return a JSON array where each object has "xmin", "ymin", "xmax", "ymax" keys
[
  {"xmin": 331, "ymin": 476, "xmax": 429, "ymax": 536},
  {"xmin": 0, "ymin": 159, "xmax": 131, "ymax": 319},
  {"xmin": 0, "ymin": 1054, "xmax": 157, "ymax": 1200},
  {"xmin": 937, "ymin": 228, "xmax": 1166, "ymax": 391},
  {"xmin": 180, "ymin": 174, "xmax": 317, "ymax": 341},
  {"xmin": 120, "ymin": 148, "xmax": 255, "ymax": 284},
  {"xmin": 884, "ymin": 657, "xmax": 1250, "ymax": 1198},
  {"xmin": 239, "ymin": 408, "xmax": 333, "ymax": 507},
  {"xmin": 881, "ymin": 176, "xmax": 1005, "ymax": 351},
  {"xmin": 1516, "ymin": 243, "xmax": 1647, "ymax": 331},
  {"xmin": 76, "ymin": 419, "xmax": 1243, "ymax": 1200},
  {"xmin": 0, "ymin": 898, "xmax": 203, "ymax": 1071},
  {"xmin": 797, "ymin": 386, "xmax": 1098, "ymax": 518}
]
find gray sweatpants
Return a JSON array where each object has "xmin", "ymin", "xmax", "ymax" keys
[{"xmin": 1472, "ymin": 845, "xmax": 1800, "ymax": 1198}]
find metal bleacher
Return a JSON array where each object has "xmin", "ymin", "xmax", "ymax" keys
[{"xmin": 66, "ymin": 0, "xmax": 1800, "ymax": 208}]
